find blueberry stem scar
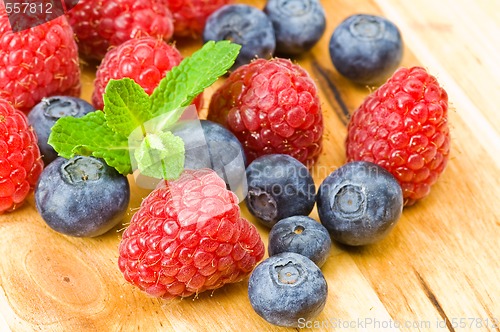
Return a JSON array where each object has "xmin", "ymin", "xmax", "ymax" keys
[
  {"xmin": 62, "ymin": 156, "xmax": 104, "ymax": 184},
  {"xmin": 294, "ymin": 225, "xmax": 304, "ymax": 234},
  {"xmin": 275, "ymin": 261, "xmax": 302, "ymax": 285}
]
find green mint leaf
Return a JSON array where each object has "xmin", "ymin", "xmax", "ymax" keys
[
  {"xmin": 103, "ymin": 78, "xmax": 152, "ymax": 136},
  {"xmin": 150, "ymin": 40, "xmax": 241, "ymax": 117},
  {"xmin": 134, "ymin": 131, "xmax": 185, "ymax": 180},
  {"xmin": 48, "ymin": 111, "xmax": 132, "ymax": 174},
  {"xmin": 141, "ymin": 105, "xmax": 189, "ymax": 136}
]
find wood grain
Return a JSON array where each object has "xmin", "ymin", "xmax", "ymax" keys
[{"xmin": 1, "ymin": 0, "xmax": 499, "ymax": 331}]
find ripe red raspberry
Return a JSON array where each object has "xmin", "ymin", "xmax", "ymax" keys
[
  {"xmin": 346, "ymin": 66, "xmax": 451, "ymax": 206},
  {"xmin": 118, "ymin": 168, "xmax": 265, "ymax": 299},
  {"xmin": 0, "ymin": 100, "xmax": 44, "ymax": 214},
  {"xmin": 166, "ymin": 0, "xmax": 233, "ymax": 38},
  {"xmin": 92, "ymin": 36, "xmax": 202, "ymax": 111},
  {"xmin": 66, "ymin": 0, "xmax": 174, "ymax": 61},
  {"xmin": 0, "ymin": 5, "xmax": 80, "ymax": 113},
  {"xmin": 207, "ymin": 58, "xmax": 323, "ymax": 166}
]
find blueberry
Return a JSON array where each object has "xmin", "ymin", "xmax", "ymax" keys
[
  {"xmin": 170, "ymin": 119, "xmax": 247, "ymax": 200},
  {"xmin": 27, "ymin": 96, "xmax": 95, "ymax": 165},
  {"xmin": 203, "ymin": 4, "xmax": 276, "ymax": 70},
  {"xmin": 264, "ymin": 0, "xmax": 326, "ymax": 56},
  {"xmin": 317, "ymin": 161, "xmax": 403, "ymax": 246},
  {"xmin": 329, "ymin": 14, "xmax": 403, "ymax": 85},
  {"xmin": 269, "ymin": 215, "xmax": 331, "ymax": 267},
  {"xmin": 248, "ymin": 252, "xmax": 328, "ymax": 327},
  {"xmin": 245, "ymin": 154, "xmax": 316, "ymax": 228},
  {"xmin": 35, "ymin": 156, "xmax": 130, "ymax": 237}
]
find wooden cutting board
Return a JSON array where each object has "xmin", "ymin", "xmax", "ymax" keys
[{"xmin": 1, "ymin": 0, "xmax": 499, "ymax": 331}]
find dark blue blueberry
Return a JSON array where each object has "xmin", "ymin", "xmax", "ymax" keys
[
  {"xmin": 170, "ymin": 119, "xmax": 247, "ymax": 200},
  {"xmin": 245, "ymin": 154, "xmax": 316, "ymax": 228},
  {"xmin": 35, "ymin": 156, "xmax": 130, "ymax": 237},
  {"xmin": 329, "ymin": 14, "xmax": 403, "ymax": 85},
  {"xmin": 269, "ymin": 215, "xmax": 331, "ymax": 267},
  {"xmin": 203, "ymin": 4, "xmax": 276, "ymax": 70},
  {"xmin": 248, "ymin": 252, "xmax": 328, "ymax": 327},
  {"xmin": 264, "ymin": 0, "xmax": 326, "ymax": 56},
  {"xmin": 27, "ymin": 96, "xmax": 95, "ymax": 165},
  {"xmin": 317, "ymin": 161, "xmax": 403, "ymax": 246}
]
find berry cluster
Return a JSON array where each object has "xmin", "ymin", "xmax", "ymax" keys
[
  {"xmin": 237, "ymin": 65, "xmax": 449, "ymax": 327},
  {"xmin": 243, "ymin": 154, "xmax": 402, "ymax": 327},
  {"xmin": 202, "ymin": 1, "xmax": 327, "ymax": 70}
]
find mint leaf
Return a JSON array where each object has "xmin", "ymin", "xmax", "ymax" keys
[
  {"xmin": 134, "ymin": 131, "xmax": 185, "ymax": 180},
  {"xmin": 48, "ymin": 111, "xmax": 132, "ymax": 174},
  {"xmin": 103, "ymin": 78, "xmax": 152, "ymax": 136},
  {"xmin": 150, "ymin": 40, "xmax": 241, "ymax": 117}
]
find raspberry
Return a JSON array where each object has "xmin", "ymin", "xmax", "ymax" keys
[
  {"xmin": 118, "ymin": 168, "xmax": 265, "ymax": 299},
  {"xmin": 166, "ymin": 0, "xmax": 233, "ymax": 38},
  {"xmin": 92, "ymin": 36, "xmax": 202, "ymax": 111},
  {"xmin": 346, "ymin": 66, "xmax": 451, "ymax": 206},
  {"xmin": 0, "ymin": 100, "xmax": 44, "ymax": 214},
  {"xmin": 66, "ymin": 0, "xmax": 174, "ymax": 61},
  {"xmin": 207, "ymin": 58, "xmax": 323, "ymax": 166},
  {"xmin": 0, "ymin": 5, "xmax": 80, "ymax": 113}
]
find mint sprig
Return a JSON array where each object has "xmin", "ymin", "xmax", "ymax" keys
[{"xmin": 48, "ymin": 41, "xmax": 241, "ymax": 180}]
